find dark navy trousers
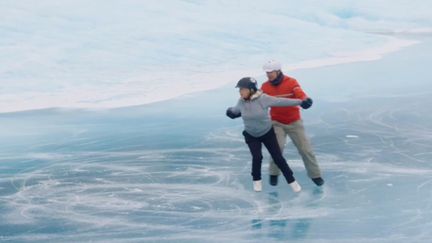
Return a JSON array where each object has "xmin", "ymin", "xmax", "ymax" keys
[{"xmin": 243, "ymin": 128, "xmax": 295, "ymax": 183}]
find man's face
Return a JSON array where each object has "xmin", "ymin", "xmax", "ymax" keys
[{"xmin": 266, "ymin": 71, "xmax": 279, "ymax": 81}]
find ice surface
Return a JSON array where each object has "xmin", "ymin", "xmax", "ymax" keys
[
  {"xmin": 1, "ymin": 1, "xmax": 432, "ymax": 242},
  {"xmin": 1, "ymin": 40, "xmax": 432, "ymax": 241}
]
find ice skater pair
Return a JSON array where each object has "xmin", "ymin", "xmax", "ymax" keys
[{"xmin": 226, "ymin": 77, "xmax": 312, "ymax": 192}]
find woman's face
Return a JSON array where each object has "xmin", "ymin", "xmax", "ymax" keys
[{"xmin": 239, "ymin": 88, "xmax": 251, "ymax": 99}]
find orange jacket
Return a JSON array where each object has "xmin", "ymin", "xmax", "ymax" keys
[{"xmin": 261, "ymin": 75, "xmax": 307, "ymax": 125}]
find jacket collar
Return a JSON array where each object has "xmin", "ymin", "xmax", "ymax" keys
[
  {"xmin": 249, "ymin": 90, "xmax": 263, "ymax": 100},
  {"xmin": 270, "ymin": 72, "xmax": 284, "ymax": 86}
]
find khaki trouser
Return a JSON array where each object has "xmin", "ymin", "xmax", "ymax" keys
[{"xmin": 269, "ymin": 120, "xmax": 322, "ymax": 178}]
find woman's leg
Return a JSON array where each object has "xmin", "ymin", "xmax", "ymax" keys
[
  {"xmin": 262, "ymin": 128, "xmax": 295, "ymax": 184},
  {"xmin": 268, "ymin": 122, "xmax": 287, "ymax": 177},
  {"xmin": 243, "ymin": 131, "xmax": 263, "ymax": 181}
]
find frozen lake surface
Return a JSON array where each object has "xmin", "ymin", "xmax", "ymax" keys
[
  {"xmin": 1, "ymin": 41, "xmax": 432, "ymax": 242},
  {"xmin": 1, "ymin": 1, "xmax": 432, "ymax": 241}
]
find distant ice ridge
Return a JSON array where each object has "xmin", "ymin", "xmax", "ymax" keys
[{"xmin": 1, "ymin": 0, "xmax": 431, "ymax": 113}]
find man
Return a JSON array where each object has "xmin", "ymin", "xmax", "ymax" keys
[{"xmin": 261, "ymin": 60, "xmax": 324, "ymax": 186}]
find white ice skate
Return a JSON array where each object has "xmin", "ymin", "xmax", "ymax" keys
[
  {"xmin": 289, "ymin": 180, "xmax": 302, "ymax": 193},
  {"xmin": 253, "ymin": 180, "xmax": 262, "ymax": 192}
]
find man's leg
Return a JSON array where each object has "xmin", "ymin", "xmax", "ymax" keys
[
  {"xmin": 268, "ymin": 122, "xmax": 287, "ymax": 185},
  {"xmin": 287, "ymin": 120, "xmax": 323, "ymax": 185}
]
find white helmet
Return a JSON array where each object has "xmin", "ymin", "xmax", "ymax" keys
[{"xmin": 262, "ymin": 60, "xmax": 282, "ymax": 72}]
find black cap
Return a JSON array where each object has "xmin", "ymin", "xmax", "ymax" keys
[{"xmin": 236, "ymin": 77, "xmax": 258, "ymax": 91}]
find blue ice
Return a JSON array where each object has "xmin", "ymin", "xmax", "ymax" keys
[{"xmin": 1, "ymin": 1, "xmax": 432, "ymax": 242}]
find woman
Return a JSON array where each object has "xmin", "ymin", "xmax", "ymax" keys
[{"xmin": 226, "ymin": 77, "xmax": 310, "ymax": 192}]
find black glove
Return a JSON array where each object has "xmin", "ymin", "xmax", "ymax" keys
[
  {"xmin": 226, "ymin": 108, "xmax": 241, "ymax": 119},
  {"xmin": 300, "ymin": 98, "xmax": 313, "ymax": 109}
]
